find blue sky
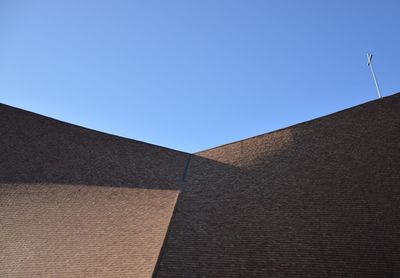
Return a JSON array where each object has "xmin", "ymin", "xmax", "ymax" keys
[{"xmin": 1, "ymin": 0, "xmax": 399, "ymax": 152}]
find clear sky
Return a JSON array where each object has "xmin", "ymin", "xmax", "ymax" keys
[{"xmin": 1, "ymin": 1, "xmax": 399, "ymax": 152}]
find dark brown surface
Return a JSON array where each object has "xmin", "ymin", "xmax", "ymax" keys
[
  {"xmin": 0, "ymin": 103, "xmax": 189, "ymax": 189},
  {"xmin": 1, "ymin": 93, "xmax": 400, "ymax": 277},
  {"xmin": 156, "ymin": 93, "xmax": 400, "ymax": 277},
  {"xmin": 0, "ymin": 104, "xmax": 188, "ymax": 277}
]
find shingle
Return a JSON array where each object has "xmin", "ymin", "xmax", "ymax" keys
[
  {"xmin": 0, "ymin": 104, "xmax": 188, "ymax": 277},
  {"xmin": 1, "ymin": 93, "xmax": 399, "ymax": 277},
  {"xmin": 156, "ymin": 93, "xmax": 400, "ymax": 277},
  {"xmin": 0, "ymin": 184, "xmax": 178, "ymax": 278}
]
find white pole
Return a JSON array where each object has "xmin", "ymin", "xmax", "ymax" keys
[{"xmin": 367, "ymin": 53, "xmax": 382, "ymax": 99}]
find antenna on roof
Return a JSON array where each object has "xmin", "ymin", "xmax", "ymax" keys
[{"xmin": 367, "ymin": 53, "xmax": 382, "ymax": 99}]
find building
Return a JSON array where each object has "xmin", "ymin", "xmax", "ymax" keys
[{"xmin": 1, "ymin": 93, "xmax": 399, "ymax": 277}]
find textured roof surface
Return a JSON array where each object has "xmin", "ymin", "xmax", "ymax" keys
[
  {"xmin": 0, "ymin": 104, "xmax": 189, "ymax": 277},
  {"xmin": 1, "ymin": 93, "xmax": 399, "ymax": 277},
  {"xmin": 1, "ymin": 184, "xmax": 178, "ymax": 277},
  {"xmin": 157, "ymin": 93, "xmax": 400, "ymax": 277},
  {"xmin": 0, "ymin": 103, "xmax": 190, "ymax": 190}
]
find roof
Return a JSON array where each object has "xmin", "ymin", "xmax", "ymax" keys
[
  {"xmin": 1, "ymin": 93, "xmax": 400, "ymax": 277},
  {"xmin": 0, "ymin": 103, "xmax": 189, "ymax": 277}
]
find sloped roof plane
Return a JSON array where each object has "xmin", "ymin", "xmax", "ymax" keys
[{"xmin": 1, "ymin": 93, "xmax": 400, "ymax": 277}]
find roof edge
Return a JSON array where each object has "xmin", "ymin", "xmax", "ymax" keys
[
  {"xmin": 195, "ymin": 92, "xmax": 400, "ymax": 154},
  {"xmin": 0, "ymin": 102, "xmax": 189, "ymax": 156}
]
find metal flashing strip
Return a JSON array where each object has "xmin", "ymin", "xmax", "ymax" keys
[{"xmin": 181, "ymin": 154, "xmax": 192, "ymax": 182}]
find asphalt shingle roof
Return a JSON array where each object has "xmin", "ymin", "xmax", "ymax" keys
[{"xmin": 1, "ymin": 93, "xmax": 399, "ymax": 277}]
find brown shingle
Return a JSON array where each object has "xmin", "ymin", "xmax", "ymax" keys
[
  {"xmin": 156, "ymin": 93, "xmax": 400, "ymax": 277},
  {"xmin": 0, "ymin": 103, "xmax": 189, "ymax": 189},
  {"xmin": 0, "ymin": 104, "xmax": 188, "ymax": 277},
  {"xmin": 1, "ymin": 93, "xmax": 399, "ymax": 277},
  {"xmin": 0, "ymin": 184, "xmax": 178, "ymax": 277}
]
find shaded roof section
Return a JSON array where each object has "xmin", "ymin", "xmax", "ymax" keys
[
  {"xmin": 0, "ymin": 103, "xmax": 190, "ymax": 189},
  {"xmin": 156, "ymin": 93, "xmax": 400, "ymax": 277}
]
